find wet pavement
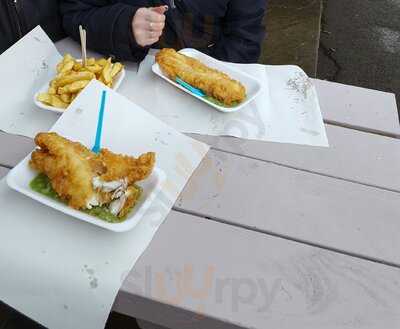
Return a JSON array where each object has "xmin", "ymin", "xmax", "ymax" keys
[
  {"xmin": 318, "ymin": 0, "xmax": 400, "ymax": 115},
  {"xmin": 260, "ymin": 0, "xmax": 322, "ymax": 77}
]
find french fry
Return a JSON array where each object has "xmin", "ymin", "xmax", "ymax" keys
[
  {"xmin": 48, "ymin": 86, "xmax": 57, "ymax": 95},
  {"xmin": 73, "ymin": 62, "xmax": 83, "ymax": 71},
  {"xmin": 58, "ymin": 80, "xmax": 90, "ymax": 94},
  {"xmin": 60, "ymin": 93, "xmax": 72, "ymax": 103},
  {"xmin": 37, "ymin": 93, "xmax": 52, "ymax": 103},
  {"xmin": 56, "ymin": 62, "xmax": 64, "ymax": 73},
  {"xmin": 86, "ymin": 58, "xmax": 96, "ymax": 66},
  {"xmin": 110, "ymin": 62, "xmax": 123, "ymax": 78},
  {"xmin": 55, "ymin": 71, "xmax": 68, "ymax": 81},
  {"xmin": 97, "ymin": 75, "xmax": 105, "ymax": 84},
  {"xmin": 50, "ymin": 95, "xmax": 69, "ymax": 109},
  {"xmin": 56, "ymin": 56, "xmax": 66, "ymax": 73},
  {"xmin": 101, "ymin": 58, "xmax": 113, "ymax": 84},
  {"xmin": 56, "ymin": 71, "xmax": 95, "ymax": 87},
  {"xmin": 96, "ymin": 58, "xmax": 108, "ymax": 66},
  {"xmin": 58, "ymin": 60, "xmax": 74, "ymax": 74},
  {"xmin": 37, "ymin": 93, "xmax": 68, "ymax": 109},
  {"xmin": 57, "ymin": 54, "xmax": 75, "ymax": 74},
  {"xmin": 84, "ymin": 64, "xmax": 103, "ymax": 74},
  {"xmin": 64, "ymin": 54, "xmax": 74, "ymax": 62}
]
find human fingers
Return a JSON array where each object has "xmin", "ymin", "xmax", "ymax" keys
[
  {"xmin": 149, "ymin": 5, "xmax": 168, "ymax": 15},
  {"xmin": 132, "ymin": 7, "xmax": 166, "ymax": 47},
  {"xmin": 145, "ymin": 9, "xmax": 166, "ymax": 24},
  {"xmin": 135, "ymin": 20, "xmax": 165, "ymax": 33}
]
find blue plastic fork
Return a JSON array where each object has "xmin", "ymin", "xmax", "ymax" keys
[
  {"xmin": 92, "ymin": 90, "xmax": 107, "ymax": 154},
  {"xmin": 176, "ymin": 77, "xmax": 205, "ymax": 97}
]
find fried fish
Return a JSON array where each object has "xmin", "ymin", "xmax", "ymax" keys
[{"xmin": 156, "ymin": 48, "xmax": 246, "ymax": 106}]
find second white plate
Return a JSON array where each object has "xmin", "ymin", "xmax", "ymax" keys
[{"xmin": 152, "ymin": 48, "xmax": 262, "ymax": 113}]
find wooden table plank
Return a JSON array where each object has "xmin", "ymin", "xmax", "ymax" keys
[
  {"xmin": 188, "ymin": 124, "xmax": 400, "ymax": 192},
  {"xmin": 313, "ymin": 79, "xmax": 400, "ymax": 136},
  {"xmin": 0, "ymin": 167, "xmax": 9, "ymax": 179},
  {"xmin": 114, "ymin": 210, "xmax": 400, "ymax": 329},
  {"xmin": 176, "ymin": 149, "xmax": 400, "ymax": 266},
  {"xmin": 0, "ymin": 132, "xmax": 33, "ymax": 167}
]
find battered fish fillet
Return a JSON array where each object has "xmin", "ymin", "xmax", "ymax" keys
[
  {"xmin": 99, "ymin": 148, "xmax": 155, "ymax": 184},
  {"xmin": 29, "ymin": 132, "xmax": 155, "ymax": 217},
  {"xmin": 30, "ymin": 132, "xmax": 104, "ymax": 210},
  {"xmin": 156, "ymin": 48, "xmax": 246, "ymax": 106}
]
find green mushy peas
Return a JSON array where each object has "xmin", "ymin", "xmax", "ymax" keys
[
  {"xmin": 30, "ymin": 173, "xmax": 141, "ymax": 223},
  {"xmin": 203, "ymin": 96, "xmax": 240, "ymax": 108}
]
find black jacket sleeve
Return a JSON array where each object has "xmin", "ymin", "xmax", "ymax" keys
[
  {"xmin": 60, "ymin": 0, "xmax": 149, "ymax": 62},
  {"xmin": 210, "ymin": 0, "xmax": 267, "ymax": 63},
  {"xmin": 1, "ymin": 0, "xmax": 66, "ymax": 54}
]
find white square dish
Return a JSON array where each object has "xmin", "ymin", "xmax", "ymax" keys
[
  {"xmin": 34, "ymin": 61, "xmax": 125, "ymax": 114},
  {"xmin": 152, "ymin": 48, "xmax": 262, "ymax": 113},
  {"xmin": 6, "ymin": 154, "xmax": 165, "ymax": 233}
]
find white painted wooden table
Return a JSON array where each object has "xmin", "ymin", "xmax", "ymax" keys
[{"xmin": 1, "ymin": 38, "xmax": 400, "ymax": 329}]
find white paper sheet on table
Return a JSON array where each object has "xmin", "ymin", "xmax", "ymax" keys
[
  {"xmin": 125, "ymin": 53, "xmax": 329, "ymax": 147},
  {"xmin": 0, "ymin": 80, "xmax": 209, "ymax": 329},
  {"xmin": 0, "ymin": 26, "xmax": 62, "ymax": 137}
]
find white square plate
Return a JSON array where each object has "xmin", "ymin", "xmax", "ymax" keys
[
  {"xmin": 7, "ymin": 153, "xmax": 165, "ymax": 232},
  {"xmin": 152, "ymin": 48, "xmax": 262, "ymax": 113},
  {"xmin": 34, "ymin": 61, "xmax": 125, "ymax": 114}
]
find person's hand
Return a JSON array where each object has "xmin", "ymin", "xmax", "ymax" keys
[{"xmin": 132, "ymin": 6, "xmax": 168, "ymax": 47}]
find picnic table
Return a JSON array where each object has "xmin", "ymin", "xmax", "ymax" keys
[{"xmin": 1, "ymin": 38, "xmax": 400, "ymax": 329}]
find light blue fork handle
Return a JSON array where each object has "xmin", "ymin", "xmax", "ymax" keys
[
  {"xmin": 175, "ymin": 77, "xmax": 206, "ymax": 97},
  {"xmin": 92, "ymin": 90, "xmax": 107, "ymax": 154}
]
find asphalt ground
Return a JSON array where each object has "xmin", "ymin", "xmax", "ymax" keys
[
  {"xmin": 260, "ymin": 0, "xmax": 322, "ymax": 76},
  {"xmin": 318, "ymin": 0, "xmax": 400, "ymax": 117}
]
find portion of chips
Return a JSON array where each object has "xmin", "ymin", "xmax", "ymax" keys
[{"xmin": 37, "ymin": 54, "xmax": 124, "ymax": 110}]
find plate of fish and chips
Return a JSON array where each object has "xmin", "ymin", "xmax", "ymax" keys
[
  {"xmin": 34, "ymin": 54, "xmax": 125, "ymax": 113},
  {"xmin": 152, "ymin": 48, "xmax": 262, "ymax": 113},
  {"xmin": 7, "ymin": 132, "xmax": 165, "ymax": 232}
]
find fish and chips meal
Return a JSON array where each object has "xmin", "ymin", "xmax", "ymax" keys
[
  {"xmin": 155, "ymin": 48, "xmax": 247, "ymax": 107},
  {"xmin": 37, "ymin": 54, "xmax": 124, "ymax": 109},
  {"xmin": 29, "ymin": 132, "xmax": 155, "ymax": 222}
]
